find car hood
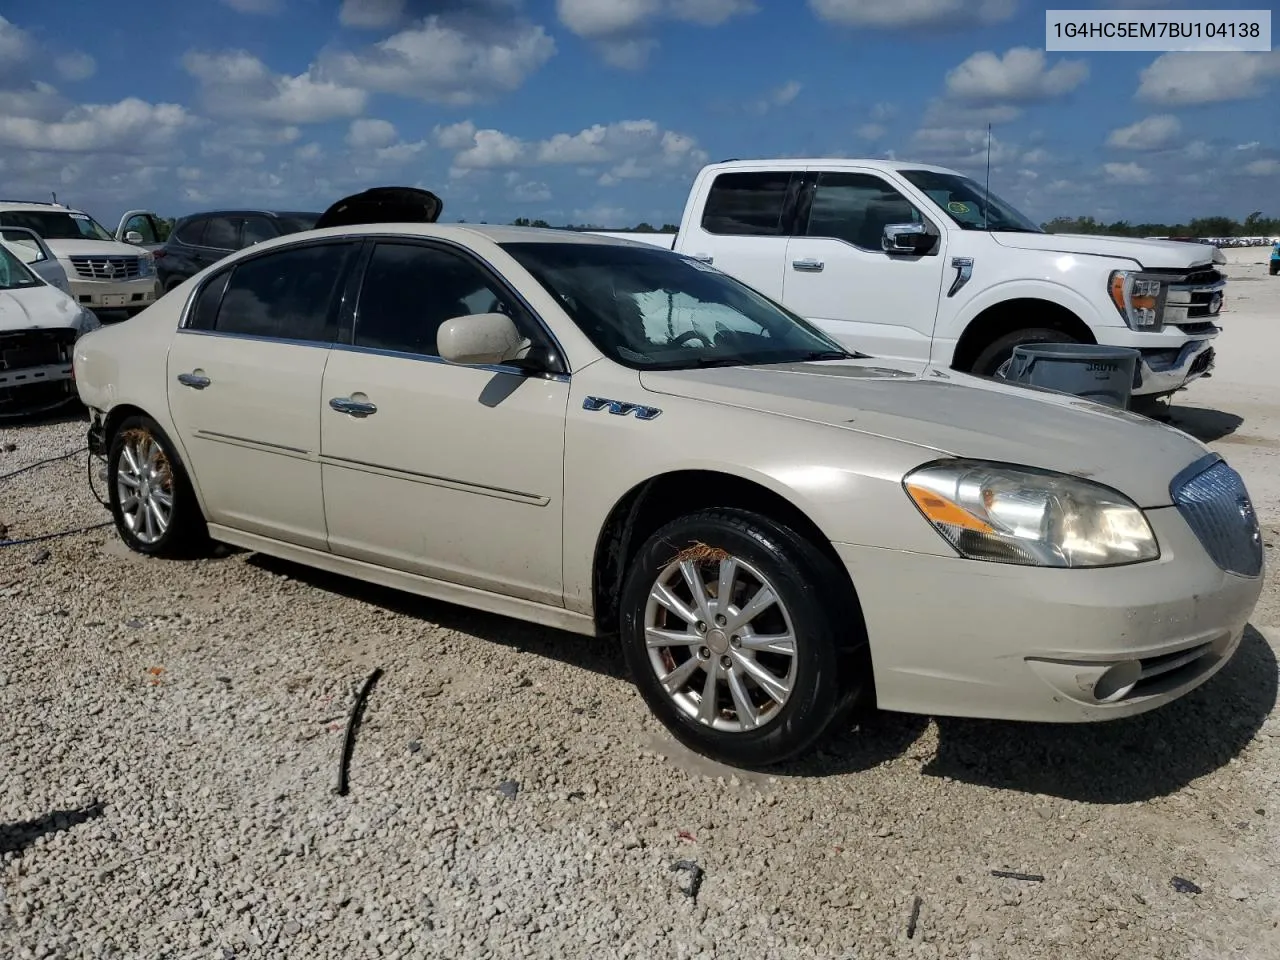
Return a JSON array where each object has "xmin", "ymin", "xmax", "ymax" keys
[
  {"xmin": 991, "ymin": 232, "xmax": 1217, "ymax": 270},
  {"xmin": 43, "ymin": 238, "xmax": 148, "ymax": 258},
  {"xmin": 0, "ymin": 285, "xmax": 87, "ymax": 332},
  {"xmin": 638, "ymin": 359, "xmax": 1208, "ymax": 508}
]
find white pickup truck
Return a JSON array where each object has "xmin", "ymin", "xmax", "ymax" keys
[{"xmin": 594, "ymin": 159, "xmax": 1227, "ymax": 401}]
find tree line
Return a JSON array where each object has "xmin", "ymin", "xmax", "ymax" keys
[{"xmin": 1040, "ymin": 211, "xmax": 1278, "ymax": 238}]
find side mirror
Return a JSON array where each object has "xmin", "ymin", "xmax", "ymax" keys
[
  {"xmin": 124, "ymin": 230, "xmax": 144, "ymax": 244},
  {"xmin": 437, "ymin": 312, "xmax": 533, "ymax": 367},
  {"xmin": 882, "ymin": 222, "xmax": 934, "ymax": 255}
]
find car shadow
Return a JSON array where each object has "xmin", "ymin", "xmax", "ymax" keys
[
  {"xmin": 1147, "ymin": 403, "xmax": 1244, "ymax": 443},
  {"xmin": 0, "ymin": 801, "xmax": 105, "ymax": 856},
  {"xmin": 243, "ymin": 556, "xmax": 1273, "ymax": 801},
  {"xmin": 796, "ymin": 625, "xmax": 1275, "ymax": 802},
  {"xmin": 245, "ymin": 554, "xmax": 630, "ymax": 682}
]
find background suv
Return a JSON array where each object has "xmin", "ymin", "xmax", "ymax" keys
[
  {"xmin": 0, "ymin": 200, "xmax": 159, "ymax": 317},
  {"xmin": 156, "ymin": 209, "xmax": 320, "ymax": 293}
]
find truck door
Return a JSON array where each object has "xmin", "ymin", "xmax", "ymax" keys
[{"xmin": 783, "ymin": 170, "xmax": 947, "ymax": 362}]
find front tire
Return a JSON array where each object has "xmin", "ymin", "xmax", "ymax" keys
[
  {"xmin": 971, "ymin": 327, "xmax": 1081, "ymax": 379},
  {"xmin": 619, "ymin": 508, "xmax": 866, "ymax": 768},
  {"xmin": 107, "ymin": 415, "xmax": 208, "ymax": 557}
]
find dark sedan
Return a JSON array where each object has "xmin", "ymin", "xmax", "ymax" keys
[{"xmin": 155, "ymin": 209, "xmax": 320, "ymax": 293}]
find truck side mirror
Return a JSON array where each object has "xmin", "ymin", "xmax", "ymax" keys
[
  {"xmin": 124, "ymin": 230, "xmax": 144, "ymax": 244},
  {"xmin": 882, "ymin": 223, "xmax": 934, "ymax": 256}
]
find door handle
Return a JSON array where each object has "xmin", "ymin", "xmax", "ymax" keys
[
  {"xmin": 791, "ymin": 258, "xmax": 825, "ymax": 272},
  {"xmin": 689, "ymin": 253, "xmax": 714, "ymax": 264},
  {"xmin": 329, "ymin": 397, "xmax": 378, "ymax": 418},
  {"xmin": 176, "ymin": 372, "xmax": 211, "ymax": 389}
]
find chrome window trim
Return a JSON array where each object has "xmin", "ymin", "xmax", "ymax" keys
[
  {"xmin": 174, "ymin": 328, "xmax": 334, "ymax": 351},
  {"xmin": 330, "ymin": 341, "xmax": 569, "ymax": 383}
]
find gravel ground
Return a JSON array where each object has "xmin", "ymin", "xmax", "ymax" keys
[{"xmin": 2, "ymin": 250, "xmax": 1279, "ymax": 959}]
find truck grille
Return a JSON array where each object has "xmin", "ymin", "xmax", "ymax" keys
[
  {"xmin": 68, "ymin": 255, "xmax": 143, "ymax": 281},
  {"xmin": 1171, "ymin": 457, "xmax": 1263, "ymax": 578},
  {"xmin": 1161, "ymin": 267, "xmax": 1225, "ymax": 326}
]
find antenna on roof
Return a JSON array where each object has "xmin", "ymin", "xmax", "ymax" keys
[
  {"xmin": 983, "ymin": 124, "xmax": 991, "ymax": 232},
  {"xmin": 51, "ymin": 191, "xmax": 58, "ymax": 205}
]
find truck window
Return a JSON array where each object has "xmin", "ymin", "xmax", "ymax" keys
[
  {"xmin": 802, "ymin": 173, "xmax": 924, "ymax": 251},
  {"xmin": 700, "ymin": 172, "xmax": 795, "ymax": 236}
]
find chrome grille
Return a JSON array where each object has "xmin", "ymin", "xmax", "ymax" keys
[
  {"xmin": 68, "ymin": 255, "xmax": 142, "ymax": 281},
  {"xmin": 1171, "ymin": 457, "xmax": 1263, "ymax": 578},
  {"xmin": 1164, "ymin": 267, "xmax": 1225, "ymax": 325}
]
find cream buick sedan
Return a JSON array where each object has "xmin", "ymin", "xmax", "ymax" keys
[{"xmin": 73, "ymin": 194, "xmax": 1265, "ymax": 767}]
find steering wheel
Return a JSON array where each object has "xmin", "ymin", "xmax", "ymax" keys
[{"xmin": 670, "ymin": 329, "xmax": 713, "ymax": 347}]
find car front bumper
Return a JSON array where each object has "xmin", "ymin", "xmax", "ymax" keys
[
  {"xmin": 0, "ymin": 329, "xmax": 78, "ymax": 418},
  {"xmin": 834, "ymin": 506, "xmax": 1263, "ymax": 723},
  {"xmin": 68, "ymin": 277, "xmax": 159, "ymax": 310}
]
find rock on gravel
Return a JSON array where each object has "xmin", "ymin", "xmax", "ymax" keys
[{"xmin": 2, "ymin": 384, "xmax": 1280, "ymax": 959}]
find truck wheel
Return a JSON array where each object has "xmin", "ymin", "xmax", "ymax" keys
[
  {"xmin": 971, "ymin": 328, "xmax": 1080, "ymax": 379},
  {"xmin": 618, "ymin": 508, "xmax": 869, "ymax": 768}
]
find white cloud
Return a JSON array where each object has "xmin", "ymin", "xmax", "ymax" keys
[
  {"xmin": 1244, "ymin": 159, "xmax": 1280, "ymax": 177},
  {"xmin": 339, "ymin": 0, "xmax": 405, "ymax": 28},
  {"xmin": 1236, "ymin": 141, "xmax": 1260, "ymax": 151},
  {"xmin": 443, "ymin": 119, "xmax": 708, "ymax": 185},
  {"xmin": 807, "ymin": 0, "xmax": 1015, "ymax": 28},
  {"xmin": 1102, "ymin": 161, "xmax": 1152, "ymax": 185},
  {"xmin": 220, "ymin": 0, "xmax": 282, "ymax": 12},
  {"xmin": 510, "ymin": 179, "xmax": 552, "ymax": 202},
  {"xmin": 945, "ymin": 47, "xmax": 1089, "ymax": 103},
  {"xmin": 1137, "ymin": 52, "xmax": 1280, "ymax": 105},
  {"xmin": 749, "ymin": 80, "xmax": 801, "ymax": 113},
  {"xmin": 54, "ymin": 52, "xmax": 96, "ymax": 82},
  {"xmin": 1106, "ymin": 114, "xmax": 1181, "ymax": 150},
  {"xmin": 295, "ymin": 143, "xmax": 325, "ymax": 163},
  {"xmin": 857, "ymin": 122, "xmax": 886, "ymax": 141},
  {"xmin": 347, "ymin": 117, "xmax": 399, "ymax": 148},
  {"xmin": 3, "ymin": 81, "xmax": 68, "ymax": 121},
  {"xmin": 572, "ymin": 203, "xmax": 630, "ymax": 226},
  {"xmin": 0, "ymin": 15, "xmax": 32, "ymax": 67},
  {"xmin": 921, "ymin": 99, "xmax": 1023, "ymax": 127},
  {"xmin": 320, "ymin": 15, "xmax": 556, "ymax": 104},
  {"xmin": 0, "ymin": 97, "xmax": 192, "ymax": 152},
  {"xmin": 910, "ymin": 126, "xmax": 1020, "ymax": 168},
  {"xmin": 371, "ymin": 139, "xmax": 428, "ymax": 164},
  {"xmin": 557, "ymin": 0, "xmax": 755, "ymax": 68},
  {"xmin": 183, "ymin": 50, "xmax": 367, "ymax": 123}
]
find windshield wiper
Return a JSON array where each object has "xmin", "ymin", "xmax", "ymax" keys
[{"xmin": 799, "ymin": 349, "xmax": 864, "ymax": 361}]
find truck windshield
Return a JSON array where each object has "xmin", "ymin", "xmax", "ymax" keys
[
  {"xmin": 502, "ymin": 241, "xmax": 856, "ymax": 371},
  {"xmin": 0, "ymin": 210, "xmax": 116, "ymax": 241},
  {"xmin": 898, "ymin": 170, "xmax": 1042, "ymax": 233}
]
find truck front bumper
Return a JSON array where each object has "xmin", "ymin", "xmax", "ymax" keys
[{"xmin": 1134, "ymin": 335, "xmax": 1216, "ymax": 397}]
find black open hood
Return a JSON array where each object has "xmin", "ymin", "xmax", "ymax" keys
[{"xmin": 314, "ymin": 186, "xmax": 444, "ymax": 229}]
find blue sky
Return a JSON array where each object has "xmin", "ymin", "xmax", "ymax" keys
[{"xmin": 1, "ymin": 1, "xmax": 1277, "ymax": 228}]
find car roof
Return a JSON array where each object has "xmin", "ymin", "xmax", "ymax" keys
[
  {"xmin": 0, "ymin": 200, "xmax": 89, "ymax": 215},
  {"xmin": 238, "ymin": 222, "xmax": 657, "ymax": 250},
  {"xmin": 177, "ymin": 209, "xmax": 320, "ymax": 220},
  {"xmin": 700, "ymin": 157, "xmax": 963, "ymax": 176}
]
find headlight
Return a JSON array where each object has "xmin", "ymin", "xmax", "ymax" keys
[
  {"xmin": 138, "ymin": 254, "xmax": 156, "ymax": 278},
  {"xmin": 1108, "ymin": 270, "xmax": 1165, "ymax": 331},
  {"xmin": 903, "ymin": 460, "xmax": 1159, "ymax": 568},
  {"xmin": 74, "ymin": 306, "xmax": 101, "ymax": 336}
]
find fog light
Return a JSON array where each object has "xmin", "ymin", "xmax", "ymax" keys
[{"xmin": 1093, "ymin": 660, "xmax": 1142, "ymax": 702}]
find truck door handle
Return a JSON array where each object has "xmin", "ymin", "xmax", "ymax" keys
[
  {"xmin": 329, "ymin": 397, "xmax": 378, "ymax": 418},
  {"xmin": 791, "ymin": 258, "xmax": 824, "ymax": 272},
  {"xmin": 176, "ymin": 372, "xmax": 211, "ymax": 389},
  {"xmin": 689, "ymin": 253, "xmax": 714, "ymax": 264}
]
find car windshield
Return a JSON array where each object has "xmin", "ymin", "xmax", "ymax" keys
[
  {"xmin": 898, "ymin": 169, "xmax": 1042, "ymax": 233},
  {"xmin": 501, "ymin": 241, "xmax": 857, "ymax": 371},
  {"xmin": 0, "ymin": 210, "xmax": 116, "ymax": 241},
  {"xmin": 0, "ymin": 244, "xmax": 41, "ymax": 290}
]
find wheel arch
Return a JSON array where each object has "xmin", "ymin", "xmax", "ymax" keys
[
  {"xmin": 100, "ymin": 403, "xmax": 207, "ymax": 518},
  {"xmin": 950, "ymin": 296, "xmax": 1097, "ymax": 373},
  {"xmin": 590, "ymin": 469, "xmax": 866, "ymax": 645}
]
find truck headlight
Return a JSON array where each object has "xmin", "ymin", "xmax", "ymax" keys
[
  {"xmin": 904, "ymin": 460, "xmax": 1159, "ymax": 568},
  {"xmin": 138, "ymin": 254, "xmax": 156, "ymax": 278},
  {"xmin": 1108, "ymin": 270, "xmax": 1165, "ymax": 331}
]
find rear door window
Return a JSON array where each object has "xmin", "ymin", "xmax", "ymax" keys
[
  {"xmin": 240, "ymin": 217, "xmax": 277, "ymax": 249},
  {"xmin": 700, "ymin": 172, "xmax": 795, "ymax": 236},
  {"xmin": 202, "ymin": 243, "xmax": 357, "ymax": 343},
  {"xmin": 202, "ymin": 217, "xmax": 240, "ymax": 250}
]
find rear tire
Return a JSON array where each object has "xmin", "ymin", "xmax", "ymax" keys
[
  {"xmin": 970, "ymin": 327, "xmax": 1081, "ymax": 379},
  {"xmin": 618, "ymin": 508, "xmax": 868, "ymax": 768},
  {"xmin": 107, "ymin": 415, "xmax": 208, "ymax": 558}
]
